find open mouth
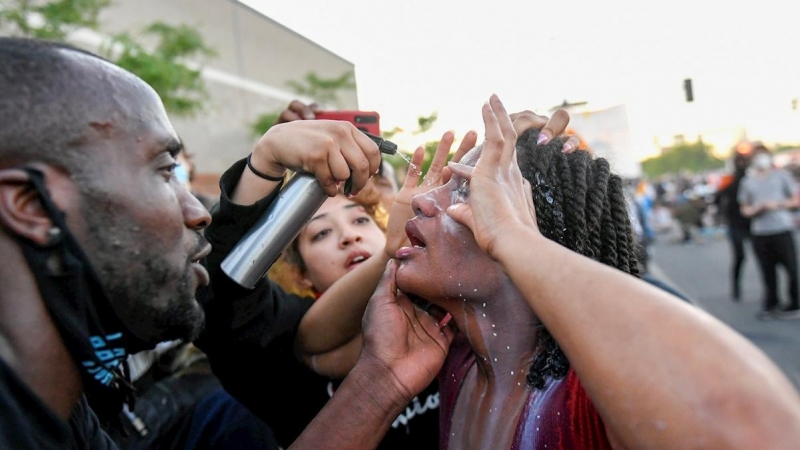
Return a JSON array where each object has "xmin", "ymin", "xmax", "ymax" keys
[
  {"xmin": 405, "ymin": 221, "xmax": 427, "ymax": 249},
  {"xmin": 346, "ymin": 251, "xmax": 371, "ymax": 270}
]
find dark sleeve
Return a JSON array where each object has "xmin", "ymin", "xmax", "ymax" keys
[
  {"xmin": 194, "ymin": 158, "xmax": 315, "ymax": 420},
  {"xmin": 71, "ymin": 396, "xmax": 119, "ymax": 450}
]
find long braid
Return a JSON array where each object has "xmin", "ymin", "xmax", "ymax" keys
[
  {"xmin": 516, "ymin": 129, "xmax": 641, "ymax": 389},
  {"xmin": 608, "ymin": 175, "xmax": 632, "ymax": 274},
  {"xmin": 600, "ymin": 190, "xmax": 618, "ymax": 268},
  {"xmin": 566, "ymin": 151, "xmax": 589, "ymax": 256},
  {"xmin": 586, "ymin": 159, "xmax": 610, "ymax": 260}
]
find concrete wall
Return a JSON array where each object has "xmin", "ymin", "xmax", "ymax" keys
[{"xmin": 92, "ymin": 0, "xmax": 358, "ymax": 180}]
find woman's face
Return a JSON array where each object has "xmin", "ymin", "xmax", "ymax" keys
[
  {"xmin": 395, "ymin": 148, "xmax": 507, "ymax": 305},
  {"xmin": 297, "ymin": 195, "xmax": 386, "ymax": 293}
]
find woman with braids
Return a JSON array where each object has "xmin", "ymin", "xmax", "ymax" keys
[{"xmin": 386, "ymin": 95, "xmax": 800, "ymax": 449}]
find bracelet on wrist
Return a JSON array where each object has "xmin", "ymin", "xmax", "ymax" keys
[{"xmin": 247, "ymin": 153, "xmax": 286, "ymax": 182}]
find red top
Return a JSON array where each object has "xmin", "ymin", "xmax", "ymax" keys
[{"xmin": 439, "ymin": 337, "xmax": 612, "ymax": 450}]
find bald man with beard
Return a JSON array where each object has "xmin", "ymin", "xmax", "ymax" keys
[{"xmin": 0, "ymin": 38, "xmax": 452, "ymax": 449}]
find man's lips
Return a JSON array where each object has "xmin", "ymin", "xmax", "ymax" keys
[
  {"xmin": 190, "ymin": 242, "xmax": 212, "ymax": 288},
  {"xmin": 192, "ymin": 263, "xmax": 210, "ymax": 287}
]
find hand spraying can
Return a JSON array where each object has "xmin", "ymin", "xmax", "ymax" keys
[{"xmin": 221, "ymin": 132, "xmax": 398, "ymax": 289}]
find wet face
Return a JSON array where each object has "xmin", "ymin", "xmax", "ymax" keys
[
  {"xmin": 297, "ymin": 195, "xmax": 386, "ymax": 293},
  {"xmin": 61, "ymin": 55, "xmax": 211, "ymax": 344},
  {"xmin": 395, "ymin": 148, "xmax": 507, "ymax": 307}
]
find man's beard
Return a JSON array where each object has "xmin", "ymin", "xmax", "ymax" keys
[{"xmin": 79, "ymin": 195, "xmax": 206, "ymax": 344}]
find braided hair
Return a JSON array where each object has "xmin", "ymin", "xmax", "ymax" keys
[{"xmin": 516, "ymin": 128, "xmax": 640, "ymax": 389}]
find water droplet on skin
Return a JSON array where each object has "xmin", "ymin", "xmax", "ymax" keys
[
  {"xmin": 511, "ymin": 371, "xmax": 514, "ymax": 375},
  {"xmin": 493, "ymin": 358, "xmax": 498, "ymax": 362},
  {"xmin": 492, "ymin": 332, "xmax": 497, "ymax": 337},
  {"xmin": 474, "ymin": 288, "xmax": 478, "ymax": 292},
  {"xmin": 506, "ymin": 346, "xmax": 511, "ymax": 350},
  {"xmin": 400, "ymin": 153, "xmax": 413, "ymax": 164},
  {"xmin": 491, "ymin": 324, "xmax": 495, "ymax": 328},
  {"xmin": 482, "ymin": 303, "xmax": 486, "ymax": 307},
  {"xmin": 482, "ymin": 313, "xmax": 486, "ymax": 317}
]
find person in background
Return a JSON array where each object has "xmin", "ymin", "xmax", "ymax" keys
[
  {"xmin": 739, "ymin": 142, "xmax": 800, "ymax": 319},
  {"xmin": 715, "ymin": 150, "xmax": 752, "ymax": 301}
]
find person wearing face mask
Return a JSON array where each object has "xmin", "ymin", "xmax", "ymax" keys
[{"xmin": 739, "ymin": 142, "xmax": 800, "ymax": 319}]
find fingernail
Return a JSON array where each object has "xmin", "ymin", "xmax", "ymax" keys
[
  {"xmin": 438, "ymin": 313, "xmax": 452, "ymax": 327},
  {"xmin": 562, "ymin": 142, "xmax": 574, "ymax": 153},
  {"xmin": 537, "ymin": 134, "xmax": 549, "ymax": 145}
]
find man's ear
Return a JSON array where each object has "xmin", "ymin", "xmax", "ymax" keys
[{"xmin": 0, "ymin": 169, "xmax": 54, "ymax": 245}]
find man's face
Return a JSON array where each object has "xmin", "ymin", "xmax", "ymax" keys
[
  {"xmin": 395, "ymin": 147, "xmax": 506, "ymax": 307},
  {"xmin": 57, "ymin": 56, "xmax": 211, "ymax": 344}
]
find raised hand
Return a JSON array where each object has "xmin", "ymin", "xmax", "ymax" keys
[
  {"xmin": 275, "ymin": 100, "xmax": 321, "ymax": 123},
  {"xmin": 250, "ymin": 119, "xmax": 380, "ymax": 197},
  {"xmin": 509, "ymin": 109, "xmax": 582, "ymax": 153},
  {"xmin": 445, "ymin": 95, "xmax": 540, "ymax": 259},
  {"xmin": 358, "ymin": 261, "xmax": 455, "ymax": 402},
  {"xmin": 384, "ymin": 130, "xmax": 477, "ymax": 257}
]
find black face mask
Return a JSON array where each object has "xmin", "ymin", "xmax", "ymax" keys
[{"xmin": 12, "ymin": 168, "xmax": 151, "ymax": 413}]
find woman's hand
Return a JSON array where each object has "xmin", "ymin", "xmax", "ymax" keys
[
  {"xmin": 384, "ymin": 130, "xmax": 477, "ymax": 257},
  {"xmin": 446, "ymin": 95, "xmax": 541, "ymax": 259},
  {"xmin": 510, "ymin": 109, "xmax": 582, "ymax": 153}
]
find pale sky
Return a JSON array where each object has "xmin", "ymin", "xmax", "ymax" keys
[{"xmin": 241, "ymin": 0, "xmax": 800, "ymax": 160}]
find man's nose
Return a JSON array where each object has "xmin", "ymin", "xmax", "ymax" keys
[{"xmin": 181, "ymin": 188, "xmax": 211, "ymax": 231}]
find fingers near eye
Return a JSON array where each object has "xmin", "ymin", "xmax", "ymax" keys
[
  {"xmin": 446, "ymin": 162, "xmax": 474, "ymax": 180},
  {"xmin": 429, "ymin": 131, "xmax": 455, "ymax": 174},
  {"xmin": 482, "ymin": 101, "xmax": 503, "ymax": 164},
  {"xmin": 490, "ymin": 95, "xmax": 516, "ymax": 165},
  {"xmin": 452, "ymin": 130, "xmax": 477, "ymax": 164}
]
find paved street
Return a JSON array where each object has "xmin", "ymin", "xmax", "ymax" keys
[{"xmin": 650, "ymin": 233, "xmax": 800, "ymax": 388}]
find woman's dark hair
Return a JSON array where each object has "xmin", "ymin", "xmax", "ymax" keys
[{"xmin": 517, "ymin": 128, "xmax": 640, "ymax": 389}]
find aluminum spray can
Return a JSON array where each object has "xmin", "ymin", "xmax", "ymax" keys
[{"xmin": 221, "ymin": 172, "xmax": 327, "ymax": 289}]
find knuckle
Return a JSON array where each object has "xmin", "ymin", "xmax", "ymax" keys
[{"xmin": 354, "ymin": 157, "xmax": 370, "ymax": 173}]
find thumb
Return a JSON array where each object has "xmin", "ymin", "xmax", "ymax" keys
[
  {"xmin": 446, "ymin": 203, "xmax": 474, "ymax": 231},
  {"xmin": 372, "ymin": 260, "xmax": 399, "ymax": 303}
]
